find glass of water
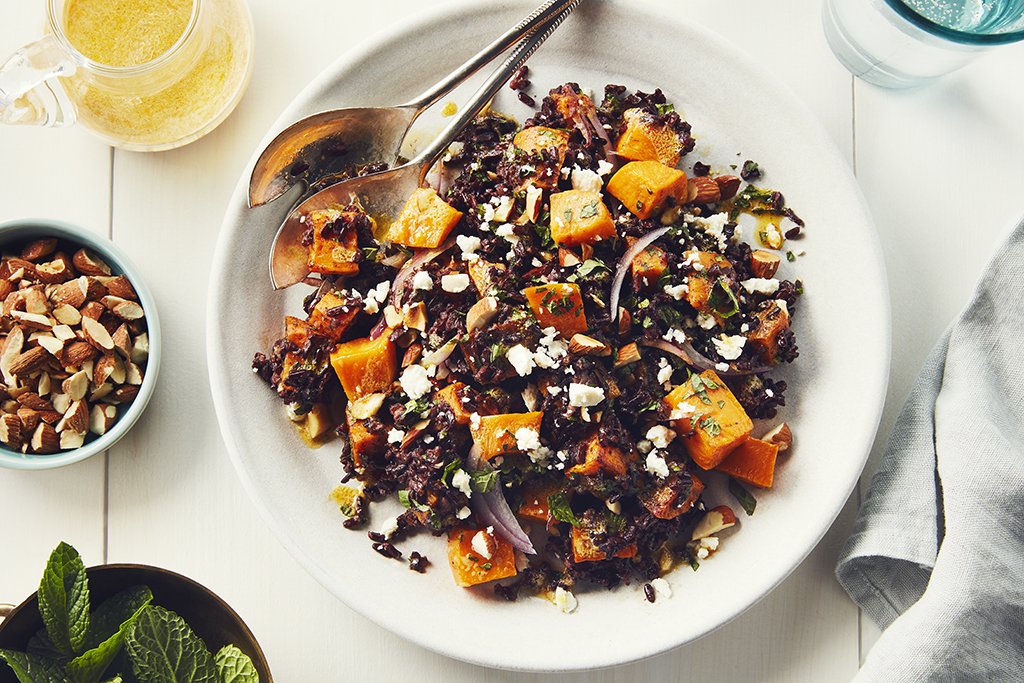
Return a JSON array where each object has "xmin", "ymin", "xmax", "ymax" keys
[{"xmin": 823, "ymin": 0, "xmax": 1024, "ymax": 87}]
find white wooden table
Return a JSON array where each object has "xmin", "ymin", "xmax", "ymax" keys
[{"xmin": 2, "ymin": 0, "xmax": 1023, "ymax": 680}]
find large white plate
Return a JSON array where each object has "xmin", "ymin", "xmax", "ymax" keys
[{"xmin": 208, "ymin": 0, "xmax": 890, "ymax": 671}]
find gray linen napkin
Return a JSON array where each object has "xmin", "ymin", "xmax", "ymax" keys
[{"xmin": 836, "ymin": 212, "xmax": 1024, "ymax": 682}]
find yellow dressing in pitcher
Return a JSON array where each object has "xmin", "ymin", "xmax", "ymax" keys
[
  {"xmin": 59, "ymin": 0, "xmax": 252, "ymax": 150},
  {"xmin": 64, "ymin": 0, "xmax": 193, "ymax": 66}
]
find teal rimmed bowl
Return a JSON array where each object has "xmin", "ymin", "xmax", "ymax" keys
[{"xmin": 0, "ymin": 218, "xmax": 161, "ymax": 470}]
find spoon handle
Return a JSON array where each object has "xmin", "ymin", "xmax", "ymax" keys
[
  {"xmin": 403, "ymin": 0, "xmax": 580, "ymax": 112},
  {"xmin": 411, "ymin": 0, "xmax": 582, "ymax": 183}
]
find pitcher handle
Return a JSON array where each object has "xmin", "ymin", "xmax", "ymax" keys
[{"xmin": 0, "ymin": 33, "xmax": 77, "ymax": 127}]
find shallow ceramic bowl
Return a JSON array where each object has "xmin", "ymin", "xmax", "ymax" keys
[
  {"xmin": 0, "ymin": 564, "xmax": 272, "ymax": 683},
  {"xmin": 0, "ymin": 218, "xmax": 161, "ymax": 470}
]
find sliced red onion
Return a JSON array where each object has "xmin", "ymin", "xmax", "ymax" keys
[
  {"xmin": 639, "ymin": 338, "xmax": 772, "ymax": 376},
  {"xmin": 609, "ymin": 226, "xmax": 670, "ymax": 322},
  {"xmin": 466, "ymin": 444, "xmax": 536, "ymax": 555}
]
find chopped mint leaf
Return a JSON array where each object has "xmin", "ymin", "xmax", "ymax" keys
[
  {"xmin": 469, "ymin": 469, "xmax": 499, "ymax": 494},
  {"xmin": 575, "ymin": 259, "xmax": 608, "ymax": 278},
  {"xmin": 547, "ymin": 492, "xmax": 580, "ymax": 527},
  {"xmin": 213, "ymin": 645, "xmax": 259, "ymax": 683},
  {"xmin": 38, "ymin": 542, "xmax": 90, "ymax": 656},
  {"xmin": 729, "ymin": 478, "xmax": 757, "ymax": 516}
]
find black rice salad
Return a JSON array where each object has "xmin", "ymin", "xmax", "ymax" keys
[{"xmin": 253, "ymin": 81, "xmax": 803, "ymax": 608}]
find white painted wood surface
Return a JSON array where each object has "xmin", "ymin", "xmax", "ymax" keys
[{"xmin": 2, "ymin": 0, "xmax": 1023, "ymax": 679}]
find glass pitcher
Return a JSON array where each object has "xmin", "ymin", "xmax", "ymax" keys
[{"xmin": 0, "ymin": 0, "xmax": 253, "ymax": 151}]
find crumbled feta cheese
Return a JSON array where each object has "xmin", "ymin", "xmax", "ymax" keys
[
  {"xmin": 480, "ymin": 202, "xmax": 496, "ymax": 224},
  {"xmin": 496, "ymin": 223, "xmax": 516, "ymax": 239},
  {"xmin": 740, "ymin": 278, "xmax": 780, "ymax": 295},
  {"xmin": 568, "ymin": 383, "xmax": 605, "ymax": 408},
  {"xmin": 645, "ymin": 450, "xmax": 670, "ymax": 479},
  {"xmin": 646, "ymin": 425, "xmax": 675, "ymax": 450},
  {"xmin": 554, "ymin": 586, "xmax": 578, "ymax": 614},
  {"xmin": 471, "ymin": 530, "xmax": 493, "ymax": 560},
  {"xmin": 663, "ymin": 283, "xmax": 688, "ymax": 300},
  {"xmin": 379, "ymin": 515, "xmax": 399, "ymax": 540},
  {"xmin": 697, "ymin": 313, "xmax": 717, "ymax": 330},
  {"xmin": 695, "ymin": 536, "xmax": 720, "ymax": 560},
  {"xmin": 571, "ymin": 167, "xmax": 603, "ymax": 193},
  {"xmin": 412, "ymin": 270, "xmax": 433, "ymax": 291},
  {"xmin": 664, "ymin": 327, "xmax": 687, "ymax": 344},
  {"xmin": 775, "ymin": 298, "xmax": 789, "ymax": 316},
  {"xmin": 441, "ymin": 273, "xmax": 470, "ymax": 293},
  {"xmin": 683, "ymin": 250, "xmax": 703, "ymax": 270},
  {"xmin": 387, "ymin": 428, "xmax": 405, "ymax": 444},
  {"xmin": 457, "ymin": 234, "xmax": 481, "ymax": 260},
  {"xmin": 657, "ymin": 357, "xmax": 674, "ymax": 384},
  {"xmin": 507, "ymin": 344, "xmax": 536, "ymax": 377},
  {"xmin": 696, "ymin": 212, "xmax": 732, "ymax": 250},
  {"xmin": 636, "ymin": 439, "xmax": 654, "ymax": 454},
  {"xmin": 547, "ymin": 385, "xmax": 563, "ymax": 396},
  {"xmin": 457, "ymin": 506, "xmax": 472, "ymax": 519},
  {"xmin": 712, "ymin": 334, "xmax": 746, "ymax": 361},
  {"xmin": 651, "ymin": 577, "xmax": 672, "ymax": 600},
  {"xmin": 668, "ymin": 403, "xmax": 695, "ymax": 421},
  {"xmin": 451, "ymin": 469, "xmax": 472, "ymax": 496},
  {"xmin": 515, "ymin": 427, "xmax": 542, "ymax": 453},
  {"xmin": 716, "ymin": 362, "xmax": 730, "ymax": 372},
  {"xmin": 399, "ymin": 364, "xmax": 432, "ymax": 400},
  {"xmin": 470, "ymin": 412, "xmax": 481, "ymax": 429},
  {"xmin": 597, "ymin": 159, "xmax": 614, "ymax": 176},
  {"xmin": 361, "ymin": 281, "xmax": 390, "ymax": 315}
]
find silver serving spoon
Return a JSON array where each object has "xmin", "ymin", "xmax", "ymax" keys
[
  {"xmin": 248, "ymin": 0, "xmax": 578, "ymax": 208},
  {"xmin": 269, "ymin": 1, "xmax": 580, "ymax": 289}
]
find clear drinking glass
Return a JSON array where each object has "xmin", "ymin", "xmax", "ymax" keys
[
  {"xmin": 823, "ymin": 0, "xmax": 1024, "ymax": 88},
  {"xmin": 0, "ymin": 0, "xmax": 253, "ymax": 151}
]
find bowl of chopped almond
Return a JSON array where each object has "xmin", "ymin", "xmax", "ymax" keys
[{"xmin": 0, "ymin": 218, "xmax": 160, "ymax": 469}]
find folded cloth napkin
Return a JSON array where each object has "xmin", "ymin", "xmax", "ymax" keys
[{"xmin": 836, "ymin": 212, "xmax": 1024, "ymax": 682}]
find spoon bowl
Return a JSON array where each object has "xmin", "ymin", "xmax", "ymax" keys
[{"xmin": 248, "ymin": 0, "xmax": 577, "ymax": 208}]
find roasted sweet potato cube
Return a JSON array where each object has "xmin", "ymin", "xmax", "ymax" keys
[
  {"xmin": 626, "ymin": 236, "xmax": 668, "ymax": 290},
  {"xmin": 638, "ymin": 471, "xmax": 704, "ymax": 519},
  {"xmin": 747, "ymin": 301, "xmax": 791, "ymax": 365},
  {"xmin": 330, "ymin": 334, "xmax": 397, "ymax": 401},
  {"xmin": 715, "ymin": 436, "xmax": 779, "ymax": 488},
  {"xmin": 513, "ymin": 126, "xmax": 571, "ymax": 190},
  {"xmin": 346, "ymin": 411, "xmax": 386, "ymax": 469},
  {"xmin": 308, "ymin": 290, "xmax": 359, "ymax": 342},
  {"xmin": 447, "ymin": 524, "xmax": 518, "ymax": 587},
  {"xmin": 305, "ymin": 208, "xmax": 363, "ymax": 275},
  {"xmin": 664, "ymin": 370, "xmax": 752, "ymax": 470},
  {"xmin": 615, "ymin": 108, "xmax": 688, "ymax": 167},
  {"xmin": 387, "ymin": 188, "xmax": 463, "ymax": 248},
  {"xmin": 517, "ymin": 480, "xmax": 566, "ymax": 525},
  {"xmin": 549, "ymin": 190, "xmax": 616, "ymax": 247},
  {"xmin": 568, "ymin": 430, "xmax": 628, "ymax": 477},
  {"xmin": 470, "ymin": 411, "xmax": 544, "ymax": 461},
  {"xmin": 606, "ymin": 160, "xmax": 688, "ymax": 220},
  {"xmin": 466, "ymin": 257, "xmax": 506, "ymax": 297},
  {"xmin": 523, "ymin": 282, "xmax": 587, "ymax": 338},
  {"xmin": 683, "ymin": 250, "xmax": 734, "ymax": 315},
  {"xmin": 434, "ymin": 381, "xmax": 474, "ymax": 425},
  {"xmin": 571, "ymin": 511, "xmax": 637, "ymax": 563}
]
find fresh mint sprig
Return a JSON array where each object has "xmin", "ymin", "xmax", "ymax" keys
[{"xmin": 0, "ymin": 543, "xmax": 259, "ymax": 683}]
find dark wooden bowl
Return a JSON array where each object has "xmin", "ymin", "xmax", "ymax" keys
[{"xmin": 0, "ymin": 564, "xmax": 272, "ymax": 682}]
